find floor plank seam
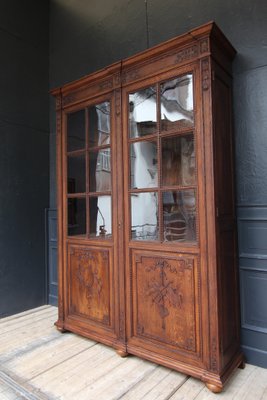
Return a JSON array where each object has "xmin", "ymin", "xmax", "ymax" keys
[
  {"xmin": 25, "ymin": 342, "xmax": 98, "ymax": 381},
  {"xmin": 0, "ymin": 332, "xmax": 65, "ymax": 364},
  {"xmin": 115, "ymin": 364, "xmax": 159, "ymax": 399},
  {"xmin": 0, "ymin": 370, "xmax": 50, "ymax": 400},
  {"xmin": 165, "ymin": 375, "xmax": 191, "ymax": 400}
]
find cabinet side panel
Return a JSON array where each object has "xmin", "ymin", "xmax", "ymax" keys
[{"xmin": 212, "ymin": 64, "xmax": 241, "ymax": 369}]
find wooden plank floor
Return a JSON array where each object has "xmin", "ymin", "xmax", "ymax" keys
[{"xmin": 0, "ymin": 306, "xmax": 266, "ymax": 400}]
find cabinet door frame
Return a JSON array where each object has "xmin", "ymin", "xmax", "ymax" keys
[{"xmin": 121, "ymin": 62, "xmax": 208, "ymax": 367}]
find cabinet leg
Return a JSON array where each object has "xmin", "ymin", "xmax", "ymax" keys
[
  {"xmin": 205, "ymin": 383, "xmax": 223, "ymax": 393},
  {"xmin": 117, "ymin": 349, "xmax": 129, "ymax": 358},
  {"xmin": 238, "ymin": 360, "xmax": 246, "ymax": 369}
]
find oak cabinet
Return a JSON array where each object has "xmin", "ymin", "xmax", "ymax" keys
[{"xmin": 52, "ymin": 22, "xmax": 244, "ymax": 392}]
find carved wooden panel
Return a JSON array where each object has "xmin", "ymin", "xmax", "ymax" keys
[
  {"xmin": 132, "ymin": 252, "xmax": 199, "ymax": 353},
  {"xmin": 67, "ymin": 245, "xmax": 112, "ymax": 326}
]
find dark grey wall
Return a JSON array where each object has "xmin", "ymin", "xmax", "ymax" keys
[
  {"xmin": 49, "ymin": 0, "xmax": 267, "ymax": 367},
  {"xmin": 0, "ymin": 1, "xmax": 49, "ymax": 316}
]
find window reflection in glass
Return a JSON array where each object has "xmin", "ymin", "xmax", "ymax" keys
[
  {"xmin": 67, "ymin": 110, "xmax": 85, "ymax": 152},
  {"xmin": 130, "ymin": 141, "xmax": 157, "ymax": 189},
  {"xmin": 129, "ymin": 87, "xmax": 157, "ymax": 138},
  {"xmin": 131, "ymin": 192, "xmax": 158, "ymax": 240},
  {"xmin": 162, "ymin": 134, "xmax": 195, "ymax": 187},
  {"xmin": 67, "ymin": 154, "xmax": 86, "ymax": 193},
  {"xmin": 161, "ymin": 75, "xmax": 194, "ymax": 131},
  {"xmin": 68, "ymin": 198, "xmax": 86, "ymax": 236},
  {"xmin": 89, "ymin": 196, "xmax": 112, "ymax": 238},
  {"xmin": 88, "ymin": 102, "xmax": 110, "ymax": 147},
  {"xmin": 89, "ymin": 149, "xmax": 111, "ymax": 192},
  {"xmin": 163, "ymin": 190, "xmax": 196, "ymax": 242}
]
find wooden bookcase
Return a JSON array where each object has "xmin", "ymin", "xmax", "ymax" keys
[{"xmin": 51, "ymin": 22, "xmax": 244, "ymax": 392}]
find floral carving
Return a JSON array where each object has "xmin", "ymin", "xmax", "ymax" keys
[
  {"xmin": 145, "ymin": 259, "xmax": 183, "ymax": 329},
  {"xmin": 201, "ymin": 58, "xmax": 210, "ymax": 90},
  {"xmin": 175, "ymin": 45, "xmax": 198, "ymax": 64},
  {"xmin": 99, "ymin": 79, "xmax": 113, "ymax": 91},
  {"xmin": 62, "ymin": 94, "xmax": 76, "ymax": 106},
  {"xmin": 121, "ymin": 69, "xmax": 139, "ymax": 84},
  {"xmin": 75, "ymin": 250, "xmax": 103, "ymax": 309},
  {"xmin": 200, "ymin": 39, "xmax": 209, "ymax": 53},
  {"xmin": 211, "ymin": 337, "xmax": 218, "ymax": 371}
]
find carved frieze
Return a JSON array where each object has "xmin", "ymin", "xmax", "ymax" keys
[
  {"xmin": 121, "ymin": 69, "xmax": 139, "ymax": 84},
  {"xmin": 62, "ymin": 94, "xmax": 76, "ymax": 107},
  {"xmin": 175, "ymin": 45, "xmax": 198, "ymax": 64},
  {"xmin": 98, "ymin": 79, "xmax": 113, "ymax": 91}
]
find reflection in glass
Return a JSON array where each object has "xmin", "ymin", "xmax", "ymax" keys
[
  {"xmin": 163, "ymin": 190, "xmax": 196, "ymax": 242},
  {"xmin": 89, "ymin": 196, "xmax": 112, "ymax": 238},
  {"xmin": 67, "ymin": 155, "xmax": 86, "ymax": 193},
  {"xmin": 130, "ymin": 141, "xmax": 157, "ymax": 189},
  {"xmin": 162, "ymin": 134, "xmax": 195, "ymax": 187},
  {"xmin": 161, "ymin": 75, "xmax": 194, "ymax": 131},
  {"xmin": 129, "ymin": 87, "xmax": 157, "ymax": 138},
  {"xmin": 89, "ymin": 149, "xmax": 111, "ymax": 192},
  {"xmin": 67, "ymin": 110, "xmax": 85, "ymax": 152},
  {"xmin": 88, "ymin": 102, "xmax": 110, "ymax": 147},
  {"xmin": 68, "ymin": 198, "xmax": 86, "ymax": 236},
  {"xmin": 131, "ymin": 192, "xmax": 158, "ymax": 240}
]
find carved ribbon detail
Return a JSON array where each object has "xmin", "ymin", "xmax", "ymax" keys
[
  {"xmin": 145, "ymin": 259, "xmax": 183, "ymax": 329},
  {"xmin": 75, "ymin": 251, "xmax": 103, "ymax": 309}
]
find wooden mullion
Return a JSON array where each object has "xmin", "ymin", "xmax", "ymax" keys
[
  {"xmin": 160, "ymin": 185, "xmax": 197, "ymax": 192},
  {"xmin": 159, "ymin": 127, "xmax": 195, "ymax": 139},
  {"xmin": 88, "ymin": 143, "xmax": 111, "ymax": 152},
  {"xmin": 88, "ymin": 191, "xmax": 112, "ymax": 197},
  {"xmin": 67, "ymin": 193, "xmax": 86, "ymax": 198},
  {"xmin": 67, "ymin": 149, "xmax": 86, "ymax": 157},
  {"xmin": 157, "ymin": 82, "xmax": 163, "ymax": 242},
  {"xmin": 128, "ymin": 133, "xmax": 157, "ymax": 144},
  {"xmin": 85, "ymin": 108, "xmax": 90, "ymax": 236}
]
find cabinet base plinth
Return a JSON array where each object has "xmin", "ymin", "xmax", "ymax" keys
[{"xmin": 205, "ymin": 383, "xmax": 223, "ymax": 393}]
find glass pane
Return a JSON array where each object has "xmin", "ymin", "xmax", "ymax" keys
[
  {"xmin": 89, "ymin": 196, "xmax": 112, "ymax": 238},
  {"xmin": 88, "ymin": 102, "xmax": 110, "ymax": 147},
  {"xmin": 162, "ymin": 134, "xmax": 195, "ymax": 187},
  {"xmin": 130, "ymin": 141, "xmax": 157, "ymax": 189},
  {"xmin": 129, "ymin": 86, "xmax": 157, "ymax": 138},
  {"xmin": 89, "ymin": 149, "xmax": 111, "ymax": 192},
  {"xmin": 131, "ymin": 192, "xmax": 158, "ymax": 240},
  {"xmin": 68, "ymin": 198, "xmax": 86, "ymax": 236},
  {"xmin": 161, "ymin": 74, "xmax": 194, "ymax": 131},
  {"xmin": 67, "ymin": 110, "xmax": 85, "ymax": 151},
  {"xmin": 163, "ymin": 190, "xmax": 196, "ymax": 242},
  {"xmin": 67, "ymin": 154, "xmax": 86, "ymax": 193}
]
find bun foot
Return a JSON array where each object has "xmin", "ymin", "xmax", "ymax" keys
[
  {"xmin": 54, "ymin": 321, "xmax": 67, "ymax": 333},
  {"xmin": 117, "ymin": 349, "xmax": 128, "ymax": 358},
  {"xmin": 205, "ymin": 383, "xmax": 223, "ymax": 393},
  {"xmin": 239, "ymin": 360, "xmax": 246, "ymax": 369}
]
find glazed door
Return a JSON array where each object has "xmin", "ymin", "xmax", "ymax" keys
[
  {"xmin": 61, "ymin": 92, "xmax": 124, "ymax": 348},
  {"xmin": 123, "ymin": 66, "xmax": 203, "ymax": 364}
]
